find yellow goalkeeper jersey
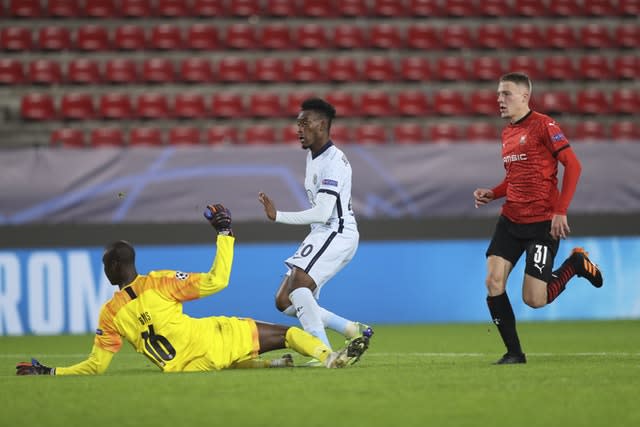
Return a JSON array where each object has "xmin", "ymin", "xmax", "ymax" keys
[{"xmin": 56, "ymin": 235, "xmax": 239, "ymax": 375}]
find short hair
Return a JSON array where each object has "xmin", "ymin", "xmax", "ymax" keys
[
  {"xmin": 105, "ymin": 240, "xmax": 135, "ymax": 264},
  {"xmin": 301, "ymin": 97, "xmax": 336, "ymax": 129},
  {"xmin": 500, "ymin": 72, "xmax": 532, "ymax": 94}
]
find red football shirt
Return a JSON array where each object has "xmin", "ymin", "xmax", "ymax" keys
[{"xmin": 492, "ymin": 110, "xmax": 580, "ymax": 223}]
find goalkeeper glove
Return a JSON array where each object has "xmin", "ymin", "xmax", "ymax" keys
[
  {"xmin": 204, "ymin": 203, "xmax": 233, "ymax": 236},
  {"xmin": 16, "ymin": 358, "xmax": 55, "ymax": 376}
]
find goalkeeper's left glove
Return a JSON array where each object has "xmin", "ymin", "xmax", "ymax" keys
[
  {"xmin": 204, "ymin": 203, "xmax": 233, "ymax": 236},
  {"xmin": 16, "ymin": 358, "xmax": 55, "ymax": 376}
]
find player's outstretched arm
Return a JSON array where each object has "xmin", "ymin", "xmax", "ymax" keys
[
  {"xmin": 17, "ymin": 345, "xmax": 115, "ymax": 376},
  {"xmin": 199, "ymin": 203, "xmax": 235, "ymax": 296}
]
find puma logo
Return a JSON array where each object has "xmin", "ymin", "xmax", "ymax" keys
[{"xmin": 534, "ymin": 263, "xmax": 544, "ymax": 274}]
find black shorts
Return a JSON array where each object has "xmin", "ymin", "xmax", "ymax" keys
[{"xmin": 486, "ymin": 215, "xmax": 560, "ymax": 282}]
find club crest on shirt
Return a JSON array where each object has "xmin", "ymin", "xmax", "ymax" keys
[
  {"xmin": 175, "ymin": 271, "xmax": 189, "ymax": 280},
  {"xmin": 322, "ymin": 179, "xmax": 338, "ymax": 187},
  {"xmin": 519, "ymin": 135, "xmax": 527, "ymax": 145}
]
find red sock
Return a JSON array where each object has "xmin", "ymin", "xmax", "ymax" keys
[{"xmin": 547, "ymin": 262, "xmax": 577, "ymax": 303}]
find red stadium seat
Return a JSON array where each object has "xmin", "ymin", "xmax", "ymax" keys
[
  {"xmin": 511, "ymin": 24, "xmax": 544, "ymax": 49},
  {"xmin": 579, "ymin": 55, "xmax": 611, "ymax": 80},
  {"xmin": 85, "ymin": 0, "xmax": 118, "ymax": 17},
  {"xmin": 372, "ymin": 0, "xmax": 406, "ymax": 16},
  {"xmin": 469, "ymin": 90, "xmax": 498, "ymax": 116},
  {"xmin": 442, "ymin": 0, "xmax": 477, "ymax": 17},
  {"xmin": 90, "ymin": 128, "xmax": 125, "ymax": 147},
  {"xmin": 262, "ymin": 24, "xmax": 292, "ymax": 50},
  {"xmin": 229, "ymin": 0, "xmax": 262, "ymax": 17},
  {"xmin": 400, "ymin": 57, "xmax": 432, "ymax": 81},
  {"xmin": 476, "ymin": 24, "xmax": 510, "ymax": 49},
  {"xmin": 329, "ymin": 124, "xmax": 352, "ymax": 144},
  {"xmin": 105, "ymin": 58, "xmax": 138, "ymax": 84},
  {"xmin": 130, "ymin": 127, "xmax": 163, "ymax": 146},
  {"xmin": 21, "ymin": 93, "xmax": 56, "ymax": 120},
  {"xmin": 0, "ymin": 59, "xmax": 25, "ymax": 84},
  {"xmin": 573, "ymin": 121, "xmax": 606, "ymax": 141},
  {"xmin": 174, "ymin": 93, "xmax": 207, "ymax": 119},
  {"xmin": 136, "ymin": 93, "xmax": 170, "ymax": 119},
  {"xmin": 477, "ymin": 0, "xmax": 511, "ymax": 16},
  {"xmin": 68, "ymin": 59, "xmax": 101, "ymax": 84},
  {"xmin": 61, "ymin": 93, "xmax": 95, "ymax": 120},
  {"xmin": 370, "ymin": 24, "xmax": 403, "ymax": 49},
  {"xmin": 285, "ymin": 91, "xmax": 315, "ymax": 116},
  {"xmin": 548, "ymin": 0, "xmax": 582, "ymax": 16},
  {"xmin": 249, "ymin": 93, "xmax": 283, "ymax": 118},
  {"xmin": 225, "ymin": 24, "xmax": 257, "ymax": 49},
  {"xmin": 193, "ymin": 0, "xmax": 226, "ymax": 17},
  {"xmin": 580, "ymin": 24, "xmax": 612, "ymax": 49},
  {"xmin": 471, "ymin": 57, "xmax": 503, "ymax": 81},
  {"xmin": 333, "ymin": 25, "xmax": 367, "ymax": 49},
  {"xmin": 619, "ymin": 0, "xmax": 640, "ymax": 16},
  {"xmin": 614, "ymin": 55, "xmax": 639, "ymax": 80},
  {"xmin": 205, "ymin": 126, "xmax": 238, "ymax": 145},
  {"xmin": 539, "ymin": 91, "xmax": 573, "ymax": 114},
  {"xmin": 37, "ymin": 27, "xmax": 72, "ymax": 51},
  {"xmin": 513, "ymin": 0, "xmax": 547, "ymax": 16},
  {"xmin": 295, "ymin": 24, "xmax": 330, "ymax": 49},
  {"xmin": 28, "ymin": 59, "xmax": 62, "ymax": 85},
  {"xmin": 157, "ymin": 0, "xmax": 189, "ymax": 17},
  {"xmin": 507, "ymin": 56, "xmax": 541, "ymax": 80},
  {"xmin": 576, "ymin": 89, "xmax": 609, "ymax": 115},
  {"xmin": 9, "ymin": 0, "xmax": 42, "ymax": 17},
  {"xmin": 327, "ymin": 57, "xmax": 360, "ymax": 82},
  {"xmin": 121, "ymin": 0, "xmax": 153, "ymax": 17},
  {"xmin": 429, "ymin": 123, "xmax": 461, "ymax": 143},
  {"xmin": 354, "ymin": 124, "xmax": 387, "ymax": 144},
  {"xmin": 186, "ymin": 25, "xmax": 220, "ymax": 50},
  {"xmin": 99, "ymin": 93, "xmax": 134, "ymax": 119},
  {"xmin": 254, "ymin": 57, "xmax": 288, "ymax": 82},
  {"xmin": 142, "ymin": 58, "xmax": 175, "ymax": 83},
  {"xmin": 180, "ymin": 57, "xmax": 213, "ymax": 83},
  {"xmin": 217, "ymin": 57, "xmax": 251, "ymax": 83},
  {"xmin": 291, "ymin": 57, "xmax": 325, "ymax": 82},
  {"xmin": 244, "ymin": 125, "xmax": 278, "ymax": 145},
  {"xmin": 360, "ymin": 91, "xmax": 393, "ymax": 117},
  {"xmin": 615, "ymin": 25, "xmax": 639, "ymax": 49},
  {"xmin": 150, "ymin": 25, "xmax": 183, "ymax": 50},
  {"xmin": 76, "ymin": 25, "xmax": 111, "ymax": 51},
  {"xmin": 283, "ymin": 124, "xmax": 301, "ymax": 144},
  {"xmin": 1, "ymin": 27, "xmax": 33, "ymax": 51},
  {"xmin": 406, "ymin": 24, "xmax": 440, "ymax": 50},
  {"xmin": 583, "ymin": 0, "xmax": 618, "ymax": 16},
  {"xmin": 611, "ymin": 89, "xmax": 639, "ymax": 115},
  {"xmin": 337, "ymin": 0, "xmax": 368, "ymax": 16},
  {"xmin": 393, "ymin": 123, "xmax": 425, "ymax": 144},
  {"xmin": 543, "ymin": 56, "xmax": 577, "ymax": 81},
  {"xmin": 363, "ymin": 56, "xmax": 396, "ymax": 82},
  {"xmin": 467, "ymin": 122, "xmax": 498, "ymax": 142},
  {"xmin": 408, "ymin": 0, "xmax": 442, "ymax": 16},
  {"xmin": 48, "ymin": 0, "xmax": 82, "ymax": 18},
  {"xmin": 168, "ymin": 127, "xmax": 201, "ymax": 145},
  {"xmin": 441, "ymin": 25, "xmax": 474, "ymax": 49},
  {"xmin": 435, "ymin": 57, "xmax": 468, "ymax": 81},
  {"xmin": 211, "ymin": 93, "xmax": 245, "ymax": 118},
  {"xmin": 611, "ymin": 121, "xmax": 640, "ymax": 141},
  {"xmin": 51, "ymin": 129, "xmax": 84, "ymax": 148},
  {"xmin": 397, "ymin": 91, "xmax": 430, "ymax": 116},
  {"xmin": 433, "ymin": 90, "xmax": 467, "ymax": 115},
  {"xmin": 325, "ymin": 91, "xmax": 358, "ymax": 117},
  {"xmin": 266, "ymin": 0, "xmax": 299, "ymax": 16},
  {"xmin": 301, "ymin": 0, "xmax": 335, "ymax": 17},
  {"xmin": 547, "ymin": 24, "xmax": 578, "ymax": 49},
  {"xmin": 114, "ymin": 25, "xmax": 147, "ymax": 51}
]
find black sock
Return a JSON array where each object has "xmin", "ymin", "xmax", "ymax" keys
[{"xmin": 487, "ymin": 292, "xmax": 523, "ymax": 355}]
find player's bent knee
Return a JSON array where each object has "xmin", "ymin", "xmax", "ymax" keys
[
  {"xmin": 485, "ymin": 274, "xmax": 506, "ymax": 295},
  {"xmin": 522, "ymin": 293, "xmax": 546, "ymax": 309}
]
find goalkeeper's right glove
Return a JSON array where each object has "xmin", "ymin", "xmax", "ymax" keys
[
  {"xmin": 204, "ymin": 203, "xmax": 233, "ymax": 236},
  {"xmin": 16, "ymin": 358, "xmax": 55, "ymax": 376}
]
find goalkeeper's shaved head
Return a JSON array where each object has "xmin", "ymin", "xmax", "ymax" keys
[{"xmin": 103, "ymin": 240, "xmax": 137, "ymax": 287}]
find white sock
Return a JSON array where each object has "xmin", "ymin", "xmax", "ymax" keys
[
  {"xmin": 318, "ymin": 307, "xmax": 353, "ymax": 337},
  {"xmin": 282, "ymin": 305, "xmax": 296, "ymax": 317},
  {"xmin": 289, "ymin": 287, "xmax": 332, "ymax": 349}
]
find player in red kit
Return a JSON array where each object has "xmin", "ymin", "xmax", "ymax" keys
[{"xmin": 473, "ymin": 73, "xmax": 603, "ymax": 364}]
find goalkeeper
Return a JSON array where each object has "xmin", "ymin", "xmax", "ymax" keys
[{"xmin": 17, "ymin": 203, "xmax": 365, "ymax": 376}]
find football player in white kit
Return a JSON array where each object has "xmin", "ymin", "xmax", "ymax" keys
[{"xmin": 259, "ymin": 98, "xmax": 372, "ymax": 364}]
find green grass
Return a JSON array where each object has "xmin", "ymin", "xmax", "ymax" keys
[{"xmin": 1, "ymin": 321, "xmax": 638, "ymax": 427}]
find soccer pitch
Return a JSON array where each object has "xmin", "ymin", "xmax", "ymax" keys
[{"xmin": 1, "ymin": 321, "xmax": 638, "ymax": 427}]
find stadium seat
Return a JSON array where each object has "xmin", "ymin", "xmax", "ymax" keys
[
  {"xmin": 193, "ymin": 0, "xmax": 226, "ymax": 17},
  {"xmin": 249, "ymin": 93, "xmax": 283, "ymax": 118},
  {"xmin": 507, "ymin": 56, "xmax": 541, "ymax": 80},
  {"xmin": 262, "ymin": 24, "xmax": 292, "ymax": 50},
  {"xmin": 406, "ymin": 25, "xmax": 440, "ymax": 50},
  {"xmin": 114, "ymin": 25, "xmax": 147, "ymax": 51},
  {"xmin": 538, "ymin": 91, "xmax": 573, "ymax": 114},
  {"xmin": 337, "ymin": 0, "xmax": 368, "ymax": 16},
  {"xmin": 150, "ymin": 25, "xmax": 183, "ymax": 50},
  {"xmin": 393, "ymin": 123, "xmax": 425, "ymax": 144},
  {"xmin": 291, "ymin": 57, "xmax": 325, "ymax": 82},
  {"xmin": 619, "ymin": 0, "xmax": 640, "ymax": 16},
  {"xmin": 360, "ymin": 91, "xmax": 393, "ymax": 117},
  {"xmin": 295, "ymin": 24, "xmax": 330, "ymax": 49},
  {"xmin": 21, "ymin": 93, "xmax": 56, "ymax": 120},
  {"xmin": 0, "ymin": 59, "xmax": 25, "ymax": 84},
  {"xmin": 225, "ymin": 24, "xmax": 257, "ymax": 49},
  {"xmin": 174, "ymin": 93, "xmax": 207, "ymax": 119},
  {"xmin": 573, "ymin": 121, "xmax": 606, "ymax": 141},
  {"xmin": 372, "ymin": 0, "xmax": 406, "ymax": 16},
  {"xmin": 333, "ymin": 25, "xmax": 367, "ymax": 49},
  {"xmin": 186, "ymin": 25, "xmax": 220, "ymax": 50},
  {"xmin": 136, "ymin": 93, "xmax": 171, "ymax": 119},
  {"xmin": 579, "ymin": 55, "xmax": 611, "ymax": 80},
  {"xmin": 68, "ymin": 59, "xmax": 101, "ymax": 84},
  {"xmin": 168, "ymin": 127, "xmax": 201, "ymax": 145},
  {"xmin": 513, "ymin": 0, "xmax": 547, "ymax": 16},
  {"xmin": 61, "ymin": 93, "xmax": 95, "ymax": 120},
  {"xmin": 48, "ymin": 0, "xmax": 82, "ymax": 18},
  {"xmin": 576, "ymin": 89, "xmax": 609, "ymax": 115},
  {"xmin": 429, "ymin": 123, "xmax": 461, "ymax": 143},
  {"xmin": 142, "ymin": 58, "xmax": 175, "ymax": 83},
  {"xmin": 282, "ymin": 125, "xmax": 301, "ymax": 144},
  {"xmin": 285, "ymin": 92, "xmax": 315, "ymax": 116},
  {"xmin": 180, "ymin": 57, "xmax": 213, "ymax": 83},
  {"xmin": 433, "ymin": 90, "xmax": 467, "ymax": 115},
  {"xmin": 466, "ymin": 122, "xmax": 498, "ymax": 142},
  {"xmin": 28, "ymin": 59, "xmax": 63, "ymax": 85},
  {"xmin": 397, "ymin": 91, "xmax": 430, "ymax": 116},
  {"xmin": 85, "ymin": 0, "xmax": 118, "ymax": 17},
  {"xmin": 354, "ymin": 124, "xmax": 387, "ymax": 144},
  {"xmin": 99, "ymin": 93, "xmax": 134, "ymax": 119},
  {"xmin": 105, "ymin": 58, "xmax": 138, "ymax": 84},
  {"xmin": 476, "ymin": 24, "xmax": 510, "ymax": 49},
  {"xmin": 511, "ymin": 24, "xmax": 544, "ymax": 49},
  {"xmin": 400, "ymin": 57, "xmax": 432, "ymax": 81},
  {"xmin": 611, "ymin": 121, "xmax": 640, "ymax": 141},
  {"xmin": 90, "ymin": 127, "xmax": 125, "ymax": 147},
  {"xmin": 37, "ymin": 27, "xmax": 72, "ymax": 51},
  {"xmin": 217, "ymin": 57, "xmax": 251, "ymax": 83},
  {"xmin": 616, "ymin": 25, "xmax": 639, "ymax": 49},
  {"xmin": 583, "ymin": 0, "xmax": 618, "ymax": 16},
  {"xmin": 229, "ymin": 0, "xmax": 261, "ymax": 16},
  {"xmin": 408, "ymin": 0, "xmax": 442, "ymax": 16},
  {"xmin": 548, "ymin": 0, "xmax": 582, "ymax": 16},
  {"xmin": 580, "ymin": 24, "xmax": 612, "ymax": 49},
  {"xmin": 435, "ymin": 57, "xmax": 468, "ymax": 81},
  {"xmin": 51, "ymin": 128, "xmax": 84, "ymax": 148},
  {"xmin": 363, "ymin": 56, "xmax": 396, "ymax": 81},
  {"xmin": 244, "ymin": 125, "xmax": 278, "ymax": 144},
  {"xmin": 442, "ymin": 0, "xmax": 477, "ymax": 17},
  {"xmin": 329, "ymin": 124, "xmax": 352, "ymax": 144},
  {"xmin": 441, "ymin": 25, "xmax": 474, "ymax": 49},
  {"xmin": 327, "ymin": 57, "xmax": 360, "ymax": 82},
  {"xmin": 205, "ymin": 126, "xmax": 238, "ymax": 145},
  {"xmin": 254, "ymin": 57, "xmax": 287, "ymax": 82},
  {"xmin": 76, "ymin": 25, "xmax": 111, "ymax": 51},
  {"xmin": 477, "ymin": 0, "xmax": 511, "ymax": 16},
  {"xmin": 301, "ymin": 0, "xmax": 335, "ymax": 17},
  {"xmin": 1, "ymin": 27, "xmax": 33, "ymax": 51},
  {"xmin": 9, "ymin": 0, "xmax": 42, "ymax": 17},
  {"xmin": 471, "ymin": 57, "xmax": 503, "ymax": 81},
  {"xmin": 547, "ymin": 24, "xmax": 578, "ymax": 49},
  {"xmin": 611, "ymin": 89, "xmax": 639, "ymax": 115},
  {"xmin": 614, "ymin": 55, "xmax": 639, "ymax": 80},
  {"xmin": 370, "ymin": 24, "xmax": 403, "ymax": 49},
  {"xmin": 130, "ymin": 127, "xmax": 163, "ymax": 146},
  {"xmin": 469, "ymin": 90, "xmax": 498, "ymax": 116},
  {"xmin": 325, "ymin": 91, "xmax": 358, "ymax": 117},
  {"xmin": 121, "ymin": 0, "xmax": 153, "ymax": 17},
  {"xmin": 211, "ymin": 93, "xmax": 245, "ymax": 118},
  {"xmin": 266, "ymin": 0, "xmax": 299, "ymax": 16},
  {"xmin": 157, "ymin": 0, "xmax": 190, "ymax": 17},
  {"xmin": 543, "ymin": 56, "xmax": 577, "ymax": 81}
]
